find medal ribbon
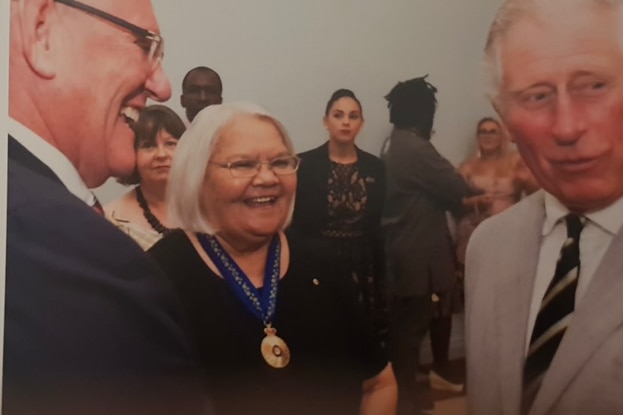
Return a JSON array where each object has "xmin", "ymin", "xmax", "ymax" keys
[{"xmin": 197, "ymin": 233, "xmax": 280, "ymax": 325}]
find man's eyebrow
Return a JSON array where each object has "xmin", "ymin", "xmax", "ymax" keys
[
  {"xmin": 568, "ymin": 70, "xmax": 606, "ymax": 80},
  {"xmin": 507, "ymin": 82, "xmax": 553, "ymax": 95}
]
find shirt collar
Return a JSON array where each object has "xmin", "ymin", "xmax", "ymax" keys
[
  {"xmin": 543, "ymin": 191, "xmax": 623, "ymax": 236},
  {"xmin": 9, "ymin": 118, "xmax": 96, "ymax": 206}
]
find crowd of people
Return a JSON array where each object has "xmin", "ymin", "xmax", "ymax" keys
[
  {"xmin": 6, "ymin": 0, "xmax": 623, "ymax": 415},
  {"xmin": 100, "ymin": 68, "xmax": 537, "ymax": 414}
]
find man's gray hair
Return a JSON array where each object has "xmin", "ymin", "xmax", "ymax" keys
[{"xmin": 483, "ymin": 0, "xmax": 623, "ymax": 103}]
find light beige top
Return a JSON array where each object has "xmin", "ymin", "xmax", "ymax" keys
[{"xmin": 105, "ymin": 211, "xmax": 163, "ymax": 251}]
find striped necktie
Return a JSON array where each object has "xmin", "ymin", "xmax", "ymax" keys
[{"xmin": 522, "ymin": 213, "xmax": 586, "ymax": 413}]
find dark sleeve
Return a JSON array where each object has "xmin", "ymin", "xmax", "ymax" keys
[
  {"xmin": 291, "ymin": 148, "xmax": 324, "ymax": 236},
  {"xmin": 394, "ymin": 138, "xmax": 470, "ymax": 210},
  {"xmin": 372, "ymin": 158, "xmax": 387, "ymax": 281},
  {"xmin": 148, "ymin": 230, "xmax": 191, "ymax": 281},
  {"xmin": 290, "ymin": 156, "xmax": 308, "ymax": 231},
  {"xmin": 147, "ymin": 230, "xmax": 203, "ymax": 310},
  {"xmin": 5, "ymin": 182, "xmax": 212, "ymax": 415},
  {"xmin": 376, "ymin": 173, "xmax": 389, "ymax": 338}
]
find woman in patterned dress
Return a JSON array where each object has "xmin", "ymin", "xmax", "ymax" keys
[{"xmin": 291, "ymin": 89, "xmax": 387, "ymax": 341}]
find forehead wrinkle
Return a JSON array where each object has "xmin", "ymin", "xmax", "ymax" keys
[
  {"xmin": 486, "ymin": 0, "xmax": 623, "ymax": 101},
  {"xmin": 213, "ymin": 117, "xmax": 286, "ymax": 157},
  {"xmin": 500, "ymin": 11, "xmax": 622, "ymax": 94}
]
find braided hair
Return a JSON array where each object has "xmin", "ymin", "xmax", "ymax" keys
[{"xmin": 385, "ymin": 75, "xmax": 438, "ymax": 140}]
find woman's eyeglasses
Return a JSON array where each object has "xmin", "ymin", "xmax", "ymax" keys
[{"xmin": 209, "ymin": 156, "xmax": 301, "ymax": 178}]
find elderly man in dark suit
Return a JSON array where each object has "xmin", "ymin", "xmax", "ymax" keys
[
  {"xmin": 6, "ymin": 0, "xmax": 211, "ymax": 414},
  {"xmin": 381, "ymin": 76, "xmax": 472, "ymax": 415},
  {"xmin": 466, "ymin": 0, "xmax": 623, "ymax": 414}
]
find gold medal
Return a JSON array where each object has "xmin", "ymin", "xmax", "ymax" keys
[{"xmin": 261, "ymin": 325, "xmax": 290, "ymax": 368}]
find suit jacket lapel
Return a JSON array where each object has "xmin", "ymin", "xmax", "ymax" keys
[
  {"xmin": 314, "ymin": 142, "xmax": 331, "ymax": 188},
  {"xmin": 531, "ymin": 223, "xmax": 623, "ymax": 415},
  {"xmin": 8, "ymin": 135, "xmax": 63, "ymax": 185},
  {"xmin": 496, "ymin": 193, "xmax": 545, "ymax": 415}
]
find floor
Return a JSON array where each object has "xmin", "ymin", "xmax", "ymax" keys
[
  {"xmin": 423, "ymin": 359, "xmax": 467, "ymax": 415},
  {"xmin": 434, "ymin": 397, "xmax": 467, "ymax": 415},
  {"xmin": 421, "ymin": 314, "xmax": 467, "ymax": 415}
]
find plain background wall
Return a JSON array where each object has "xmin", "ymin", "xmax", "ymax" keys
[{"xmin": 95, "ymin": 0, "xmax": 503, "ymax": 203}]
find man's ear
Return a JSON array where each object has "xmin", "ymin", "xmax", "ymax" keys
[
  {"xmin": 15, "ymin": 0, "xmax": 58, "ymax": 79},
  {"xmin": 217, "ymin": 96, "xmax": 223, "ymax": 105},
  {"xmin": 180, "ymin": 94, "xmax": 187, "ymax": 108}
]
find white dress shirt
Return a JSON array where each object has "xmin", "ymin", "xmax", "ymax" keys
[
  {"xmin": 525, "ymin": 192, "xmax": 623, "ymax": 354},
  {"xmin": 9, "ymin": 118, "xmax": 96, "ymax": 206}
]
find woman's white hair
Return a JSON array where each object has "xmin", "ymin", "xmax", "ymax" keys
[
  {"xmin": 483, "ymin": 0, "xmax": 623, "ymax": 105},
  {"xmin": 167, "ymin": 101, "xmax": 296, "ymax": 235}
]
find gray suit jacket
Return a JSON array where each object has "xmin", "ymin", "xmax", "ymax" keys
[{"xmin": 465, "ymin": 190, "xmax": 623, "ymax": 415}]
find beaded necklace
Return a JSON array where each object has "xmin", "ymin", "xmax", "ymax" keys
[{"xmin": 135, "ymin": 186, "xmax": 171, "ymax": 235}]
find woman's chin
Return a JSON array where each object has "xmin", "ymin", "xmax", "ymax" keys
[
  {"xmin": 139, "ymin": 176, "xmax": 169, "ymax": 187},
  {"xmin": 241, "ymin": 222, "xmax": 285, "ymax": 240}
]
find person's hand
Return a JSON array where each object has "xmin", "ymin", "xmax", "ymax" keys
[
  {"xmin": 476, "ymin": 193, "xmax": 493, "ymax": 207},
  {"xmin": 514, "ymin": 156, "xmax": 540, "ymax": 194}
]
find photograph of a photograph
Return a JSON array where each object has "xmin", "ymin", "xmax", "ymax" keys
[{"xmin": 4, "ymin": 0, "xmax": 623, "ymax": 414}]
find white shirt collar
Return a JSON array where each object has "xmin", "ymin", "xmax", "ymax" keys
[
  {"xmin": 543, "ymin": 191, "xmax": 623, "ymax": 236},
  {"xmin": 9, "ymin": 118, "xmax": 96, "ymax": 206}
]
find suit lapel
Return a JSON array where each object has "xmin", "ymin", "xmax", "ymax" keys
[
  {"xmin": 496, "ymin": 193, "xmax": 545, "ymax": 415},
  {"xmin": 531, "ymin": 223, "xmax": 623, "ymax": 415},
  {"xmin": 8, "ymin": 135, "xmax": 63, "ymax": 185}
]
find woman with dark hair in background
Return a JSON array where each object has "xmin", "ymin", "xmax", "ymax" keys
[
  {"xmin": 291, "ymin": 89, "xmax": 388, "ymax": 342},
  {"xmin": 381, "ymin": 76, "xmax": 474, "ymax": 415},
  {"xmin": 105, "ymin": 105, "xmax": 186, "ymax": 250}
]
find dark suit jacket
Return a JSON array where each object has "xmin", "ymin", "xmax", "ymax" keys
[
  {"xmin": 381, "ymin": 128, "xmax": 470, "ymax": 296},
  {"xmin": 5, "ymin": 136, "xmax": 211, "ymax": 415},
  {"xmin": 291, "ymin": 142, "xmax": 386, "ymax": 280}
]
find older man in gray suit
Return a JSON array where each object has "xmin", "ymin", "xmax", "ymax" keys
[{"xmin": 466, "ymin": 0, "xmax": 623, "ymax": 414}]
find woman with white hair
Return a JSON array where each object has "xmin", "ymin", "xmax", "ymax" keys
[{"xmin": 148, "ymin": 102, "xmax": 397, "ymax": 415}]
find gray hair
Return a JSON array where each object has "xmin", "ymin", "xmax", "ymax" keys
[
  {"xmin": 167, "ymin": 102, "xmax": 296, "ymax": 235},
  {"xmin": 483, "ymin": 0, "xmax": 622, "ymax": 103}
]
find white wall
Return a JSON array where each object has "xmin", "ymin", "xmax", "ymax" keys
[{"xmin": 95, "ymin": 0, "xmax": 502, "ymax": 203}]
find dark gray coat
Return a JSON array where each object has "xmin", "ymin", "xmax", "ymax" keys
[{"xmin": 382, "ymin": 128, "xmax": 470, "ymax": 297}]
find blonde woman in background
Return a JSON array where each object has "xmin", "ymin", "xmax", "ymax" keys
[{"xmin": 455, "ymin": 117, "xmax": 539, "ymax": 265}]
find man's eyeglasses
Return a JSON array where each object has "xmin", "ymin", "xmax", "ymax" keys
[
  {"xmin": 54, "ymin": 0, "xmax": 164, "ymax": 71},
  {"xmin": 209, "ymin": 156, "xmax": 301, "ymax": 178}
]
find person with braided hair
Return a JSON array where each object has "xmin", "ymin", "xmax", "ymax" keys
[{"xmin": 381, "ymin": 76, "xmax": 473, "ymax": 414}]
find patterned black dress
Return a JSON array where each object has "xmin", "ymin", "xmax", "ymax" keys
[{"xmin": 322, "ymin": 161, "xmax": 387, "ymax": 340}]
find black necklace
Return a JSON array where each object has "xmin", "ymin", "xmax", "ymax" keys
[{"xmin": 135, "ymin": 186, "xmax": 171, "ymax": 235}]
